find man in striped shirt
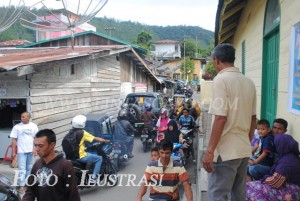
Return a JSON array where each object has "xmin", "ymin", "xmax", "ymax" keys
[{"xmin": 137, "ymin": 140, "xmax": 193, "ymax": 201}]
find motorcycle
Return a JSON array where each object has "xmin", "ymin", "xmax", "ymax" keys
[
  {"xmin": 0, "ymin": 174, "xmax": 20, "ymax": 201},
  {"xmin": 111, "ymin": 140, "xmax": 129, "ymax": 171},
  {"xmin": 140, "ymin": 127, "xmax": 156, "ymax": 152},
  {"xmin": 171, "ymin": 143, "xmax": 186, "ymax": 167},
  {"xmin": 155, "ymin": 127, "xmax": 167, "ymax": 145},
  {"xmin": 70, "ymin": 143, "xmax": 118, "ymax": 189},
  {"xmin": 180, "ymin": 129, "xmax": 195, "ymax": 160}
]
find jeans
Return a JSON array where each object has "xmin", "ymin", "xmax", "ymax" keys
[
  {"xmin": 208, "ymin": 156, "xmax": 249, "ymax": 201},
  {"xmin": 17, "ymin": 152, "xmax": 34, "ymax": 186},
  {"xmin": 247, "ymin": 164, "xmax": 271, "ymax": 180},
  {"xmin": 78, "ymin": 153, "xmax": 103, "ymax": 179}
]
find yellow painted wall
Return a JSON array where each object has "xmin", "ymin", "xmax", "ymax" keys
[
  {"xmin": 232, "ymin": 0, "xmax": 300, "ymax": 141},
  {"xmin": 166, "ymin": 58, "xmax": 203, "ymax": 80}
]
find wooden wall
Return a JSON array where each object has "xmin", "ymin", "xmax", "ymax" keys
[
  {"xmin": 32, "ymin": 33, "xmax": 122, "ymax": 48},
  {"xmin": 29, "ymin": 55, "xmax": 121, "ymax": 147}
]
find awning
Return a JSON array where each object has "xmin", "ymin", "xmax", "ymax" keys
[{"xmin": 130, "ymin": 48, "xmax": 162, "ymax": 84}]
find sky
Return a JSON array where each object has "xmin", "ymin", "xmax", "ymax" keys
[
  {"xmin": 99, "ymin": 0, "xmax": 219, "ymax": 31},
  {"xmin": 2, "ymin": 0, "xmax": 219, "ymax": 31}
]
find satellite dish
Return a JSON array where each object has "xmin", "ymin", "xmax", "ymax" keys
[
  {"xmin": 0, "ymin": 0, "xmax": 25, "ymax": 33},
  {"xmin": 20, "ymin": 0, "xmax": 108, "ymax": 51}
]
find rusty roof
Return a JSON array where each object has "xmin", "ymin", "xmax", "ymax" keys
[
  {"xmin": 0, "ymin": 40, "xmax": 31, "ymax": 47},
  {"xmin": 0, "ymin": 46, "xmax": 130, "ymax": 71},
  {"xmin": 153, "ymin": 40, "xmax": 180, "ymax": 44}
]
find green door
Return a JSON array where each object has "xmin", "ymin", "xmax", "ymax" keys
[{"xmin": 261, "ymin": 31, "xmax": 279, "ymax": 123}]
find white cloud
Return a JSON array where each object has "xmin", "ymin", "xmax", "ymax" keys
[{"xmin": 0, "ymin": 0, "xmax": 218, "ymax": 31}]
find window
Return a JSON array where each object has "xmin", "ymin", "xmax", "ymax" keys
[
  {"xmin": 173, "ymin": 73, "xmax": 180, "ymax": 80},
  {"xmin": 264, "ymin": 0, "xmax": 280, "ymax": 34},
  {"xmin": 193, "ymin": 74, "xmax": 198, "ymax": 80},
  {"xmin": 71, "ymin": 64, "xmax": 75, "ymax": 75},
  {"xmin": 242, "ymin": 40, "xmax": 246, "ymax": 75}
]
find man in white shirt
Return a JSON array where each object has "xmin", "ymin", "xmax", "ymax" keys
[
  {"xmin": 202, "ymin": 44, "xmax": 257, "ymax": 201},
  {"xmin": 10, "ymin": 112, "xmax": 38, "ymax": 194}
]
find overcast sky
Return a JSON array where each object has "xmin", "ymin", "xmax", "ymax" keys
[
  {"xmin": 99, "ymin": 0, "xmax": 219, "ymax": 31},
  {"xmin": 2, "ymin": 0, "xmax": 218, "ymax": 31}
]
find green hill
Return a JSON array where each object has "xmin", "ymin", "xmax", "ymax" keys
[
  {"xmin": 90, "ymin": 17, "xmax": 214, "ymax": 48},
  {"xmin": 0, "ymin": 7, "xmax": 214, "ymax": 48}
]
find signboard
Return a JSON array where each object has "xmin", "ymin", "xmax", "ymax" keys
[{"xmin": 289, "ymin": 22, "xmax": 300, "ymax": 115}]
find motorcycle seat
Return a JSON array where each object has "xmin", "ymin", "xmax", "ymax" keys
[{"xmin": 70, "ymin": 160, "xmax": 87, "ymax": 169}]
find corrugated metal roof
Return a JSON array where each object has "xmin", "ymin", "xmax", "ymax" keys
[
  {"xmin": 0, "ymin": 40, "xmax": 31, "ymax": 47},
  {"xmin": 0, "ymin": 45, "xmax": 129, "ymax": 70},
  {"xmin": 17, "ymin": 30, "xmax": 148, "ymax": 54},
  {"xmin": 153, "ymin": 40, "xmax": 180, "ymax": 44}
]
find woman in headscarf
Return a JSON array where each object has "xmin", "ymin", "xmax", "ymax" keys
[
  {"xmin": 246, "ymin": 134, "xmax": 300, "ymax": 201},
  {"xmin": 156, "ymin": 108, "xmax": 170, "ymax": 129},
  {"xmin": 164, "ymin": 120, "xmax": 180, "ymax": 143}
]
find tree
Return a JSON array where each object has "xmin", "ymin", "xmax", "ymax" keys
[
  {"xmin": 135, "ymin": 31, "xmax": 152, "ymax": 50},
  {"xmin": 181, "ymin": 39, "xmax": 197, "ymax": 58},
  {"xmin": 202, "ymin": 61, "xmax": 217, "ymax": 80},
  {"xmin": 180, "ymin": 57, "xmax": 195, "ymax": 81},
  {"xmin": 197, "ymin": 39, "xmax": 214, "ymax": 58}
]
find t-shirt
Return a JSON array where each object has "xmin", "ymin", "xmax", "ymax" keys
[
  {"xmin": 209, "ymin": 67, "xmax": 256, "ymax": 162},
  {"xmin": 252, "ymin": 134, "xmax": 274, "ymax": 166},
  {"xmin": 178, "ymin": 115, "xmax": 195, "ymax": 130},
  {"xmin": 10, "ymin": 122, "xmax": 39, "ymax": 153},
  {"xmin": 78, "ymin": 131, "xmax": 94, "ymax": 159},
  {"xmin": 144, "ymin": 159, "xmax": 189, "ymax": 200}
]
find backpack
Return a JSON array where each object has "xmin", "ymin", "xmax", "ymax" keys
[{"xmin": 62, "ymin": 129, "xmax": 84, "ymax": 160}]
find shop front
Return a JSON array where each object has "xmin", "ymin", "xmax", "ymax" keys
[{"xmin": 0, "ymin": 72, "xmax": 29, "ymax": 158}]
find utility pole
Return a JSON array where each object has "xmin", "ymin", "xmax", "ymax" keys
[
  {"xmin": 104, "ymin": 27, "xmax": 115, "ymax": 37},
  {"xmin": 183, "ymin": 35, "xmax": 189, "ymax": 83}
]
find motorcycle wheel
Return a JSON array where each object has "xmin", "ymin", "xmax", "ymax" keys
[
  {"xmin": 143, "ymin": 143, "xmax": 147, "ymax": 153},
  {"xmin": 112, "ymin": 158, "xmax": 119, "ymax": 172},
  {"xmin": 105, "ymin": 162, "xmax": 118, "ymax": 187}
]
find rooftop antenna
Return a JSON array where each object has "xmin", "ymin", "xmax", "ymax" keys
[
  {"xmin": 19, "ymin": 0, "xmax": 108, "ymax": 53},
  {"xmin": 0, "ymin": 0, "xmax": 25, "ymax": 33}
]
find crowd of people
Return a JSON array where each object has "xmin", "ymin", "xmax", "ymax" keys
[
  {"xmin": 8, "ymin": 43, "xmax": 300, "ymax": 201},
  {"xmin": 202, "ymin": 43, "xmax": 300, "ymax": 201}
]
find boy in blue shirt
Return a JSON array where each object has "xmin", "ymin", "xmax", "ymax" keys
[{"xmin": 247, "ymin": 119, "xmax": 275, "ymax": 181}]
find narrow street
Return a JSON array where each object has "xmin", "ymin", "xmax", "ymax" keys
[
  {"xmin": 80, "ymin": 136, "xmax": 197, "ymax": 200},
  {"xmin": 80, "ymin": 137, "xmax": 149, "ymax": 200}
]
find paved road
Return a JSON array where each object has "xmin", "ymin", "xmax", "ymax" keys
[
  {"xmin": 80, "ymin": 136, "xmax": 197, "ymax": 201},
  {"xmin": 80, "ymin": 137, "xmax": 151, "ymax": 201},
  {"xmin": 0, "ymin": 134, "xmax": 197, "ymax": 200}
]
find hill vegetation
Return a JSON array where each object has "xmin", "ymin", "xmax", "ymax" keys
[{"xmin": 0, "ymin": 7, "xmax": 214, "ymax": 49}]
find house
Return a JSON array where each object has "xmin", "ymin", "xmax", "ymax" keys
[
  {"xmin": 18, "ymin": 30, "xmax": 161, "ymax": 97},
  {"xmin": 171, "ymin": 58, "xmax": 206, "ymax": 82},
  {"xmin": 215, "ymin": 0, "xmax": 300, "ymax": 141},
  {"xmin": 152, "ymin": 40, "xmax": 181, "ymax": 61},
  {"xmin": 0, "ymin": 45, "xmax": 160, "ymax": 154},
  {"xmin": 34, "ymin": 9, "xmax": 96, "ymax": 42}
]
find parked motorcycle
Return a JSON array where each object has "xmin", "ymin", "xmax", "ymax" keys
[
  {"xmin": 171, "ymin": 143, "xmax": 186, "ymax": 167},
  {"xmin": 140, "ymin": 127, "xmax": 156, "ymax": 152},
  {"xmin": 70, "ymin": 143, "xmax": 118, "ymax": 189},
  {"xmin": 0, "ymin": 174, "xmax": 20, "ymax": 201}
]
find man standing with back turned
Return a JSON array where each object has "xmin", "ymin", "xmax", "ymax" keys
[{"xmin": 202, "ymin": 44, "xmax": 257, "ymax": 201}]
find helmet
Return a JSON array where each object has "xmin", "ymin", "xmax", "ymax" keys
[
  {"xmin": 160, "ymin": 108, "xmax": 168, "ymax": 116},
  {"xmin": 144, "ymin": 103, "xmax": 152, "ymax": 111},
  {"xmin": 72, "ymin": 115, "xmax": 86, "ymax": 128},
  {"xmin": 118, "ymin": 109, "xmax": 127, "ymax": 118},
  {"xmin": 121, "ymin": 103, "xmax": 128, "ymax": 110}
]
